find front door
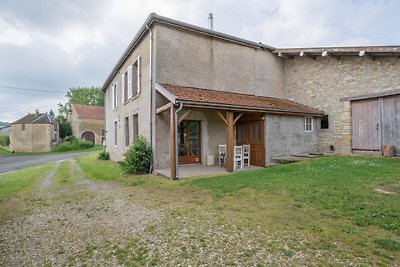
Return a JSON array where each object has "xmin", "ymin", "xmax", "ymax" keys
[
  {"xmin": 236, "ymin": 120, "xmax": 265, "ymax": 166},
  {"xmin": 178, "ymin": 120, "xmax": 201, "ymax": 164}
]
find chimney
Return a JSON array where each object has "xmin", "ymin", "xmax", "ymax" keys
[
  {"xmin": 35, "ymin": 109, "xmax": 39, "ymax": 116},
  {"xmin": 208, "ymin": 13, "xmax": 214, "ymax": 30}
]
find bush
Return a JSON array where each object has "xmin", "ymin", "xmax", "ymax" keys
[
  {"xmin": 119, "ymin": 135, "xmax": 152, "ymax": 175},
  {"xmin": 0, "ymin": 136, "xmax": 10, "ymax": 147},
  {"xmin": 56, "ymin": 139, "xmax": 94, "ymax": 152},
  {"xmin": 98, "ymin": 150, "xmax": 110, "ymax": 160},
  {"xmin": 64, "ymin": 136, "xmax": 77, "ymax": 143}
]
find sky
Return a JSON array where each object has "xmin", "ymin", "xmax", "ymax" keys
[{"xmin": 1, "ymin": 0, "xmax": 399, "ymax": 122}]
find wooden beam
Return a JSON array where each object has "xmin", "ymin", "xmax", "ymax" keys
[
  {"xmin": 321, "ymin": 51, "xmax": 340, "ymax": 60},
  {"xmin": 216, "ymin": 111, "xmax": 228, "ymax": 126},
  {"xmin": 156, "ymin": 102, "xmax": 172, "ymax": 115},
  {"xmin": 359, "ymin": 50, "xmax": 375, "ymax": 60},
  {"xmin": 277, "ymin": 52, "xmax": 293, "ymax": 60},
  {"xmin": 233, "ymin": 112, "xmax": 244, "ymax": 125},
  {"xmin": 226, "ymin": 111, "xmax": 234, "ymax": 172},
  {"xmin": 178, "ymin": 109, "xmax": 191, "ymax": 124},
  {"xmin": 170, "ymin": 105, "xmax": 176, "ymax": 179}
]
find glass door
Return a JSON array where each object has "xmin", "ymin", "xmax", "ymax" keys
[{"xmin": 178, "ymin": 120, "xmax": 201, "ymax": 164}]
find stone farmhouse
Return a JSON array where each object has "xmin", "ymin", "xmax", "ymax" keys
[
  {"xmin": 102, "ymin": 13, "xmax": 400, "ymax": 178},
  {"xmin": 68, "ymin": 104, "xmax": 104, "ymax": 145},
  {"xmin": 10, "ymin": 110, "xmax": 59, "ymax": 152}
]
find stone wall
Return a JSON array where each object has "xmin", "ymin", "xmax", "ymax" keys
[{"xmin": 283, "ymin": 56, "xmax": 400, "ymax": 154}]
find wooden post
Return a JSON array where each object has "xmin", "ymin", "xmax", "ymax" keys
[
  {"xmin": 170, "ymin": 105, "xmax": 176, "ymax": 179},
  {"xmin": 226, "ymin": 111, "xmax": 234, "ymax": 172}
]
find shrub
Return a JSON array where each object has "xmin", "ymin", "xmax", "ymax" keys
[
  {"xmin": 119, "ymin": 135, "xmax": 152, "ymax": 175},
  {"xmin": 55, "ymin": 140, "xmax": 94, "ymax": 152},
  {"xmin": 64, "ymin": 135, "xmax": 77, "ymax": 143},
  {"xmin": 98, "ymin": 150, "xmax": 110, "ymax": 160},
  {"xmin": 0, "ymin": 136, "xmax": 10, "ymax": 147}
]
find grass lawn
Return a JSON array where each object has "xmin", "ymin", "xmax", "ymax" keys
[
  {"xmin": 0, "ymin": 163, "xmax": 53, "ymax": 201},
  {"xmin": 0, "ymin": 145, "xmax": 102, "ymax": 156},
  {"xmin": 77, "ymin": 154, "xmax": 400, "ymax": 265}
]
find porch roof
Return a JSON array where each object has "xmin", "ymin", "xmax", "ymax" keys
[{"xmin": 156, "ymin": 83, "xmax": 324, "ymax": 116}]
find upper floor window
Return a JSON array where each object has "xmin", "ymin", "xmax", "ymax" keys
[
  {"xmin": 112, "ymin": 83, "xmax": 118, "ymax": 109},
  {"xmin": 21, "ymin": 124, "xmax": 25, "ymax": 131},
  {"xmin": 122, "ymin": 71, "xmax": 128, "ymax": 103},
  {"xmin": 305, "ymin": 117, "xmax": 313, "ymax": 132}
]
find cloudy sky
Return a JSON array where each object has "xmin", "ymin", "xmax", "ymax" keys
[{"xmin": 1, "ymin": 0, "xmax": 399, "ymax": 122}]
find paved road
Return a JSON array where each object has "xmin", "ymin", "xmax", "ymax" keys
[{"xmin": 0, "ymin": 151, "xmax": 96, "ymax": 174}]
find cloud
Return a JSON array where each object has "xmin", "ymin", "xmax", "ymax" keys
[{"xmin": 0, "ymin": 0, "xmax": 399, "ymax": 122}]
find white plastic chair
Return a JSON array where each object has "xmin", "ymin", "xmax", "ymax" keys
[
  {"xmin": 243, "ymin": 144, "xmax": 250, "ymax": 166},
  {"xmin": 218, "ymin": 144, "xmax": 226, "ymax": 167},
  {"xmin": 234, "ymin": 145, "xmax": 243, "ymax": 170}
]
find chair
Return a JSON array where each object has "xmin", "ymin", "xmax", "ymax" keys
[
  {"xmin": 218, "ymin": 145, "xmax": 226, "ymax": 167},
  {"xmin": 242, "ymin": 144, "xmax": 250, "ymax": 166},
  {"xmin": 234, "ymin": 145, "xmax": 243, "ymax": 170}
]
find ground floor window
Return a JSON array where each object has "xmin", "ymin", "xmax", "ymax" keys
[
  {"xmin": 132, "ymin": 114, "xmax": 138, "ymax": 142},
  {"xmin": 305, "ymin": 117, "xmax": 313, "ymax": 132},
  {"xmin": 125, "ymin": 117, "xmax": 129, "ymax": 147},
  {"xmin": 114, "ymin": 121, "xmax": 118, "ymax": 146}
]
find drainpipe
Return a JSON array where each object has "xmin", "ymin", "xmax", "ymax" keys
[
  {"xmin": 174, "ymin": 103, "xmax": 184, "ymax": 179},
  {"xmin": 145, "ymin": 24, "xmax": 154, "ymax": 173}
]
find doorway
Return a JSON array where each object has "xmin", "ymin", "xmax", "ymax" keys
[
  {"xmin": 236, "ymin": 120, "xmax": 265, "ymax": 166},
  {"xmin": 178, "ymin": 120, "xmax": 201, "ymax": 164},
  {"xmin": 82, "ymin": 131, "xmax": 95, "ymax": 143}
]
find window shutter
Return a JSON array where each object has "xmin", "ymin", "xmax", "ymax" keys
[
  {"xmin": 127, "ymin": 66, "xmax": 133, "ymax": 99},
  {"xmin": 121, "ymin": 73, "xmax": 126, "ymax": 103},
  {"xmin": 137, "ymin": 57, "xmax": 141, "ymax": 94}
]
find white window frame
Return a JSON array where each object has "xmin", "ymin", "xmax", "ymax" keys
[
  {"xmin": 130, "ymin": 56, "xmax": 141, "ymax": 98},
  {"xmin": 112, "ymin": 83, "xmax": 118, "ymax": 110},
  {"xmin": 127, "ymin": 66, "xmax": 133, "ymax": 99},
  {"xmin": 305, "ymin": 117, "xmax": 313, "ymax": 132}
]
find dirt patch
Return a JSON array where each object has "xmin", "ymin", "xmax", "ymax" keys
[
  {"xmin": 0, "ymin": 160, "xmax": 162, "ymax": 266},
  {"xmin": 375, "ymin": 187, "xmax": 399, "ymax": 195}
]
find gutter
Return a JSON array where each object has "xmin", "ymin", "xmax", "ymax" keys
[
  {"xmin": 145, "ymin": 24, "xmax": 154, "ymax": 172},
  {"xmin": 174, "ymin": 103, "xmax": 184, "ymax": 179}
]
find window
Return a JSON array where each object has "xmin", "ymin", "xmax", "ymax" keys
[
  {"xmin": 321, "ymin": 115, "xmax": 329, "ymax": 129},
  {"xmin": 132, "ymin": 114, "xmax": 138, "ymax": 142},
  {"xmin": 112, "ymin": 83, "xmax": 118, "ymax": 109},
  {"xmin": 122, "ymin": 71, "xmax": 128, "ymax": 103},
  {"xmin": 132, "ymin": 57, "xmax": 141, "ymax": 97},
  {"xmin": 305, "ymin": 117, "xmax": 313, "ymax": 132},
  {"xmin": 21, "ymin": 124, "xmax": 25, "ymax": 131},
  {"xmin": 125, "ymin": 117, "xmax": 129, "ymax": 147},
  {"xmin": 114, "ymin": 121, "xmax": 118, "ymax": 146}
]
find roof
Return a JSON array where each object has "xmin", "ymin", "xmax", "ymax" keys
[
  {"xmin": 102, "ymin": 13, "xmax": 275, "ymax": 92},
  {"xmin": 13, "ymin": 113, "xmax": 56, "ymax": 124},
  {"xmin": 71, "ymin": 104, "xmax": 104, "ymax": 120},
  {"xmin": 274, "ymin": 45, "xmax": 400, "ymax": 59},
  {"xmin": 156, "ymin": 83, "xmax": 323, "ymax": 116}
]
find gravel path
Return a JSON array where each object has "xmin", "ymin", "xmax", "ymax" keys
[{"xmin": 0, "ymin": 160, "xmax": 162, "ymax": 266}]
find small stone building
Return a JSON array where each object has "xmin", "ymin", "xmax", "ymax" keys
[
  {"xmin": 9, "ymin": 111, "xmax": 59, "ymax": 152},
  {"xmin": 68, "ymin": 104, "xmax": 104, "ymax": 145}
]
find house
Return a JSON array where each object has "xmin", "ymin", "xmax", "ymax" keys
[
  {"xmin": 102, "ymin": 13, "xmax": 400, "ymax": 178},
  {"xmin": 9, "ymin": 110, "xmax": 59, "ymax": 152},
  {"xmin": 68, "ymin": 104, "xmax": 104, "ymax": 145}
]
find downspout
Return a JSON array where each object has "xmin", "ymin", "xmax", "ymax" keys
[
  {"xmin": 145, "ymin": 24, "xmax": 154, "ymax": 173},
  {"xmin": 174, "ymin": 103, "xmax": 184, "ymax": 179}
]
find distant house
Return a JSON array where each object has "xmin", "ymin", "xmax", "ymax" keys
[
  {"xmin": 68, "ymin": 104, "xmax": 104, "ymax": 145},
  {"xmin": 9, "ymin": 110, "xmax": 59, "ymax": 152}
]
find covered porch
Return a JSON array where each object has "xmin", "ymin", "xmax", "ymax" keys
[{"xmin": 154, "ymin": 83, "xmax": 324, "ymax": 179}]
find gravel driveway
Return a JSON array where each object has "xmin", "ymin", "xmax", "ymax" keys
[
  {"xmin": 0, "ymin": 151, "xmax": 97, "ymax": 174},
  {"xmin": 0, "ymin": 160, "xmax": 162, "ymax": 266}
]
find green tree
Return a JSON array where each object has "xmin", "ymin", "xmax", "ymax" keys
[
  {"xmin": 58, "ymin": 86, "xmax": 104, "ymax": 117},
  {"xmin": 55, "ymin": 115, "xmax": 72, "ymax": 140}
]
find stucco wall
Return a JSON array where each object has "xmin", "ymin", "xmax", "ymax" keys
[
  {"xmin": 105, "ymin": 32, "xmax": 151, "ymax": 161},
  {"xmin": 283, "ymin": 56, "xmax": 400, "ymax": 154},
  {"xmin": 154, "ymin": 108, "xmax": 226, "ymax": 170},
  {"xmin": 10, "ymin": 124, "xmax": 58, "ymax": 152},
  {"xmin": 155, "ymin": 24, "xmax": 285, "ymax": 98},
  {"xmin": 265, "ymin": 114, "xmax": 318, "ymax": 162}
]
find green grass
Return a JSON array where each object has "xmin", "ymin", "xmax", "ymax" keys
[
  {"xmin": 188, "ymin": 156, "xmax": 400, "ymax": 235},
  {"xmin": 53, "ymin": 161, "xmax": 75, "ymax": 187},
  {"xmin": 0, "ymin": 145, "xmax": 102, "ymax": 156},
  {"xmin": 76, "ymin": 153, "xmax": 123, "ymax": 181},
  {"xmin": 0, "ymin": 163, "xmax": 54, "ymax": 200}
]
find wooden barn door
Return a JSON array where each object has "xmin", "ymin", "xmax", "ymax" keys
[
  {"xmin": 381, "ymin": 95, "xmax": 400, "ymax": 151},
  {"xmin": 352, "ymin": 99, "xmax": 381, "ymax": 151}
]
